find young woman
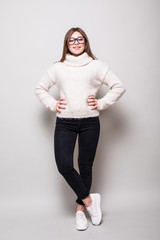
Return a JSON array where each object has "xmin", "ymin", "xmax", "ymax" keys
[{"xmin": 35, "ymin": 27, "xmax": 126, "ymax": 230}]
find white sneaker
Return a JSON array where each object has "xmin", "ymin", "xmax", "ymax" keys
[
  {"xmin": 75, "ymin": 210, "xmax": 88, "ymax": 230},
  {"xmin": 85, "ymin": 193, "xmax": 102, "ymax": 225}
]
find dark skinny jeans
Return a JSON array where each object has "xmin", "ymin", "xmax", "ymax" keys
[{"xmin": 54, "ymin": 116, "xmax": 100, "ymax": 206}]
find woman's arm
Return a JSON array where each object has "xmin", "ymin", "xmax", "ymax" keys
[
  {"xmin": 97, "ymin": 67, "xmax": 126, "ymax": 111},
  {"xmin": 35, "ymin": 65, "xmax": 57, "ymax": 112}
]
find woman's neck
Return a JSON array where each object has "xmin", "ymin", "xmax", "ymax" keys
[{"xmin": 63, "ymin": 51, "xmax": 93, "ymax": 67}]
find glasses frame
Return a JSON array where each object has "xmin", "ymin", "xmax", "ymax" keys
[{"xmin": 67, "ymin": 36, "xmax": 85, "ymax": 45}]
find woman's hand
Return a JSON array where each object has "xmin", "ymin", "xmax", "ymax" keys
[
  {"xmin": 56, "ymin": 98, "xmax": 67, "ymax": 112},
  {"xmin": 87, "ymin": 95, "xmax": 98, "ymax": 110}
]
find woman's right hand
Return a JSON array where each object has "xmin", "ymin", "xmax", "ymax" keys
[{"xmin": 56, "ymin": 98, "xmax": 67, "ymax": 112}]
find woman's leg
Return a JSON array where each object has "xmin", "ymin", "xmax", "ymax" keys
[
  {"xmin": 76, "ymin": 117, "xmax": 100, "ymax": 206},
  {"xmin": 54, "ymin": 117, "xmax": 90, "ymax": 201}
]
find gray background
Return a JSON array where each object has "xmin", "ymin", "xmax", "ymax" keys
[{"xmin": 0, "ymin": 0, "xmax": 160, "ymax": 239}]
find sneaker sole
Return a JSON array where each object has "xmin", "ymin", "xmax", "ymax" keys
[{"xmin": 76, "ymin": 224, "xmax": 88, "ymax": 231}]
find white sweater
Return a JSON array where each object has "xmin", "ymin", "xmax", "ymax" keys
[{"xmin": 35, "ymin": 52, "xmax": 126, "ymax": 118}]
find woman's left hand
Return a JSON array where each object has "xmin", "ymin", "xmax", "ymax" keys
[{"xmin": 87, "ymin": 95, "xmax": 98, "ymax": 110}]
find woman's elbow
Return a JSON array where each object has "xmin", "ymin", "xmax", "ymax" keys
[
  {"xmin": 120, "ymin": 85, "xmax": 126, "ymax": 95},
  {"xmin": 123, "ymin": 86, "xmax": 126, "ymax": 94}
]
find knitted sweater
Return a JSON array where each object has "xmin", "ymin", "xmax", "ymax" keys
[{"xmin": 35, "ymin": 52, "xmax": 126, "ymax": 118}]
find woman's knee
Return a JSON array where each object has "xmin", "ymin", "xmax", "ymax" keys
[
  {"xmin": 78, "ymin": 162, "xmax": 93, "ymax": 176},
  {"xmin": 57, "ymin": 164, "xmax": 74, "ymax": 175}
]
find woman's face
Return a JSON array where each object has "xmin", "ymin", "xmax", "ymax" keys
[{"xmin": 67, "ymin": 31, "xmax": 85, "ymax": 56}]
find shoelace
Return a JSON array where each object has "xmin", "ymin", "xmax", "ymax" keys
[
  {"xmin": 76, "ymin": 212, "xmax": 86, "ymax": 221},
  {"xmin": 87, "ymin": 205, "xmax": 97, "ymax": 217}
]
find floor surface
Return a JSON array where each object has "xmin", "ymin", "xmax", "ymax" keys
[{"xmin": 1, "ymin": 203, "xmax": 160, "ymax": 240}]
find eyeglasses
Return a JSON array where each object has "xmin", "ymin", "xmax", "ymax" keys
[{"xmin": 67, "ymin": 36, "xmax": 85, "ymax": 45}]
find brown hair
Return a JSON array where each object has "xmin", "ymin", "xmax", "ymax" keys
[{"xmin": 54, "ymin": 27, "xmax": 98, "ymax": 63}]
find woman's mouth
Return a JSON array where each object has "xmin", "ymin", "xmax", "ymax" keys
[{"xmin": 73, "ymin": 47, "xmax": 81, "ymax": 50}]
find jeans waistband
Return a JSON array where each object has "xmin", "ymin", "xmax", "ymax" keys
[{"xmin": 56, "ymin": 116, "xmax": 99, "ymax": 121}]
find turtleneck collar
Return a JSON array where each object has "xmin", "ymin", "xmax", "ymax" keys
[{"xmin": 63, "ymin": 51, "xmax": 93, "ymax": 67}]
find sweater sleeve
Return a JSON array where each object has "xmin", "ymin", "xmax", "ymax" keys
[
  {"xmin": 97, "ymin": 66, "xmax": 126, "ymax": 111},
  {"xmin": 35, "ymin": 64, "xmax": 57, "ymax": 112}
]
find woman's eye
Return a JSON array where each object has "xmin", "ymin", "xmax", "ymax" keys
[{"xmin": 78, "ymin": 38, "xmax": 84, "ymax": 43}]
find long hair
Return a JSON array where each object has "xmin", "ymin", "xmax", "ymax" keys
[{"xmin": 54, "ymin": 27, "xmax": 98, "ymax": 63}]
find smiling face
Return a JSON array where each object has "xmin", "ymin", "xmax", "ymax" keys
[{"xmin": 67, "ymin": 31, "xmax": 85, "ymax": 56}]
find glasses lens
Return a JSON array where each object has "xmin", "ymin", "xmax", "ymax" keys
[
  {"xmin": 77, "ymin": 37, "xmax": 84, "ymax": 44},
  {"xmin": 68, "ymin": 38, "xmax": 75, "ymax": 45}
]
